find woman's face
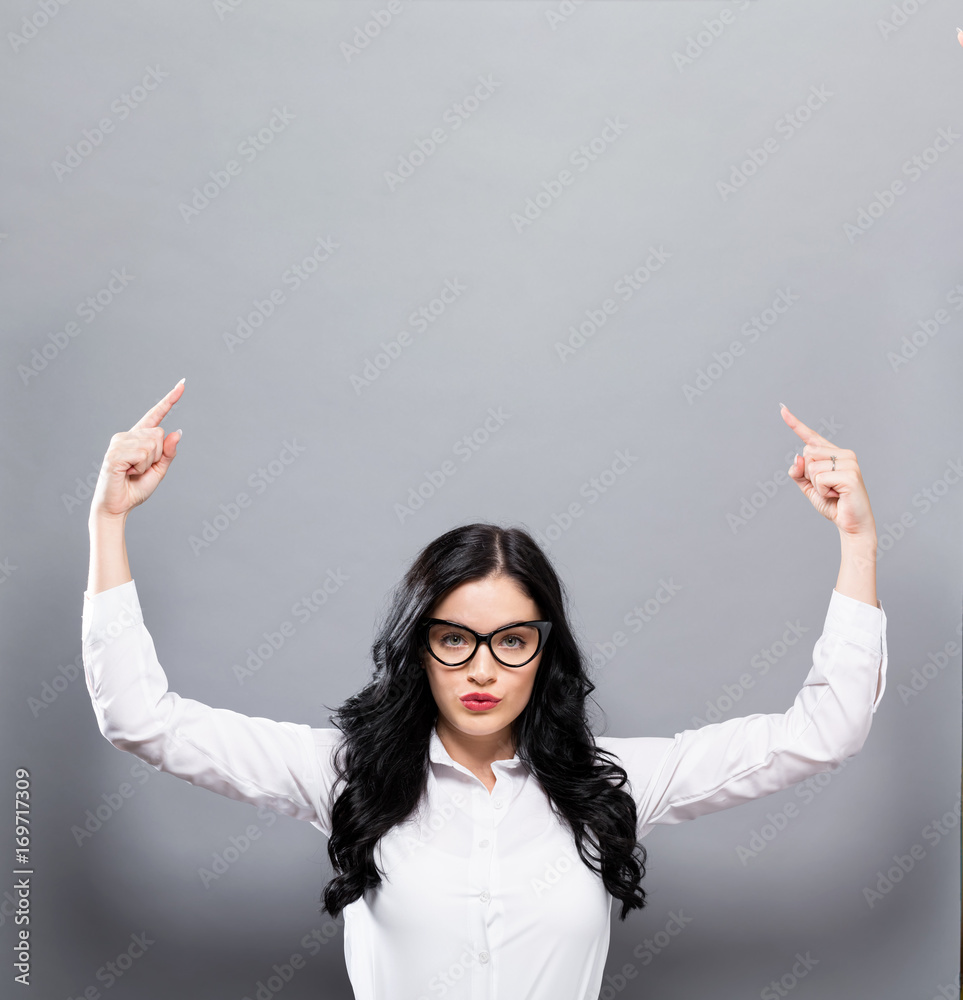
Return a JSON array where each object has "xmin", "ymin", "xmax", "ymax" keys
[{"xmin": 421, "ymin": 573, "xmax": 545, "ymax": 747}]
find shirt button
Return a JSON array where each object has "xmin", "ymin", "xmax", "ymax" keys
[
  {"xmin": 478, "ymin": 951, "xmax": 490, "ymax": 964},
  {"xmin": 479, "ymin": 839, "xmax": 490, "ymax": 848},
  {"xmin": 492, "ymin": 799, "xmax": 503, "ymax": 809},
  {"xmin": 480, "ymin": 890, "xmax": 491, "ymax": 902}
]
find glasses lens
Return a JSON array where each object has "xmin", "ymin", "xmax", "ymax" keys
[
  {"xmin": 427, "ymin": 623, "xmax": 477, "ymax": 664},
  {"xmin": 490, "ymin": 625, "xmax": 541, "ymax": 665}
]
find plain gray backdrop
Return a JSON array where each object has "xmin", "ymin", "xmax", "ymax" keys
[{"xmin": 1, "ymin": 1, "xmax": 961, "ymax": 998}]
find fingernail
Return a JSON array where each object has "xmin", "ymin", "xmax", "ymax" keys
[
  {"xmin": 176, "ymin": 377, "xmax": 186, "ymax": 386},
  {"xmin": 779, "ymin": 401, "xmax": 787, "ymax": 411},
  {"xmin": 175, "ymin": 428, "xmax": 183, "ymax": 438}
]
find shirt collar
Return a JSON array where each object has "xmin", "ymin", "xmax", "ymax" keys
[{"xmin": 428, "ymin": 725, "xmax": 524, "ymax": 769}]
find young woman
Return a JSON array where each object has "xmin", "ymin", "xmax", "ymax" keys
[{"xmin": 82, "ymin": 380, "xmax": 886, "ymax": 1000}]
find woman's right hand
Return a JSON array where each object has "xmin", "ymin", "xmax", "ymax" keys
[{"xmin": 89, "ymin": 379, "xmax": 186, "ymax": 521}]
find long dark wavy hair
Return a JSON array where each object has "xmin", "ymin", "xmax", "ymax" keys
[{"xmin": 321, "ymin": 522, "xmax": 647, "ymax": 920}]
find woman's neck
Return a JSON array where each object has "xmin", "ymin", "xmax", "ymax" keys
[{"xmin": 435, "ymin": 718, "xmax": 517, "ymax": 775}]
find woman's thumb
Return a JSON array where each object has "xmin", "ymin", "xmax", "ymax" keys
[
  {"xmin": 154, "ymin": 428, "xmax": 182, "ymax": 476},
  {"xmin": 788, "ymin": 453, "xmax": 813, "ymax": 496}
]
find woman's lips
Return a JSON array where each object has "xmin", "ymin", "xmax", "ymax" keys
[{"xmin": 460, "ymin": 694, "xmax": 501, "ymax": 711}]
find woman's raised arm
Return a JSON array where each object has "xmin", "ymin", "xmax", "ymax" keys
[{"xmin": 82, "ymin": 381, "xmax": 343, "ymax": 836}]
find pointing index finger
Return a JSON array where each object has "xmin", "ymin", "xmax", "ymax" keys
[
  {"xmin": 131, "ymin": 378, "xmax": 186, "ymax": 431},
  {"xmin": 779, "ymin": 403, "xmax": 833, "ymax": 448}
]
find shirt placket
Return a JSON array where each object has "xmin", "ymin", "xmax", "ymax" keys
[{"xmin": 468, "ymin": 771, "xmax": 512, "ymax": 999}]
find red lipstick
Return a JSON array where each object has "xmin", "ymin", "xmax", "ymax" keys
[{"xmin": 460, "ymin": 693, "xmax": 501, "ymax": 711}]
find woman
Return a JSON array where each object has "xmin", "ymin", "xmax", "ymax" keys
[{"xmin": 82, "ymin": 379, "xmax": 887, "ymax": 1000}]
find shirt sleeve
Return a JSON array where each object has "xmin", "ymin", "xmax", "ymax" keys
[
  {"xmin": 595, "ymin": 587, "xmax": 888, "ymax": 840},
  {"xmin": 81, "ymin": 579, "xmax": 345, "ymax": 838}
]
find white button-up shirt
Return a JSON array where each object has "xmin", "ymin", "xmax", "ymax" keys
[{"xmin": 81, "ymin": 580, "xmax": 887, "ymax": 1000}]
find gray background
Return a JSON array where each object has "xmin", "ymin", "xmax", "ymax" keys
[{"xmin": 1, "ymin": 0, "xmax": 961, "ymax": 997}]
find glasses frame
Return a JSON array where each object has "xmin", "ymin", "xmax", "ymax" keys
[{"xmin": 419, "ymin": 618, "xmax": 553, "ymax": 668}]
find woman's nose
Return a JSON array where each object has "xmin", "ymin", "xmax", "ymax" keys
[{"xmin": 467, "ymin": 643, "xmax": 498, "ymax": 679}]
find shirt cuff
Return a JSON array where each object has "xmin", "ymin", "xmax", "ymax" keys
[
  {"xmin": 82, "ymin": 579, "xmax": 143, "ymax": 648},
  {"xmin": 826, "ymin": 587, "xmax": 887, "ymax": 710}
]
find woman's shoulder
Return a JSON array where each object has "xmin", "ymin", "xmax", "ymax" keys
[
  {"xmin": 594, "ymin": 733, "xmax": 677, "ymax": 774},
  {"xmin": 306, "ymin": 726, "xmax": 345, "ymax": 760},
  {"xmin": 308, "ymin": 725, "xmax": 344, "ymax": 742}
]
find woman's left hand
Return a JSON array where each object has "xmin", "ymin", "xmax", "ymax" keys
[{"xmin": 780, "ymin": 404, "xmax": 876, "ymax": 539}]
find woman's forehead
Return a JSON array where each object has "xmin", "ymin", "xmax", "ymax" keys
[{"xmin": 431, "ymin": 575, "xmax": 540, "ymax": 626}]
